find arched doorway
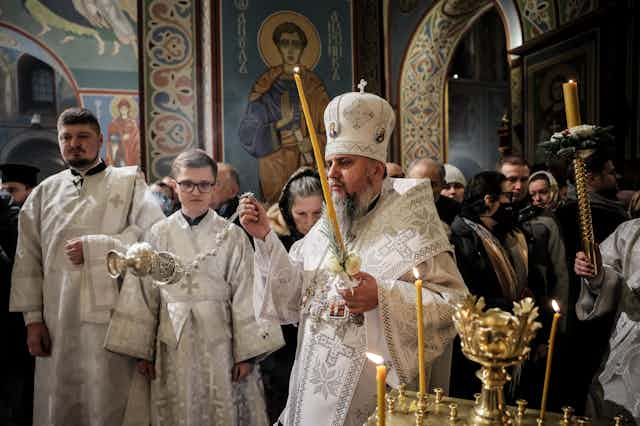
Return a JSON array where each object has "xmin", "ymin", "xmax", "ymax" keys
[
  {"xmin": 398, "ymin": 0, "xmax": 522, "ymax": 170},
  {"xmin": 445, "ymin": 8, "xmax": 510, "ymax": 179},
  {"xmin": 0, "ymin": 130, "xmax": 65, "ymax": 181}
]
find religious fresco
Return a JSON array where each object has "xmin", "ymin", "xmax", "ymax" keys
[
  {"xmin": 237, "ymin": 11, "xmax": 330, "ymax": 204},
  {"xmin": 0, "ymin": 1, "xmax": 138, "ymax": 90},
  {"xmin": 222, "ymin": 2, "xmax": 353, "ymax": 201},
  {"xmin": 81, "ymin": 93, "xmax": 141, "ymax": 167},
  {"xmin": 516, "ymin": 0, "xmax": 557, "ymax": 40},
  {"xmin": 22, "ymin": 0, "xmax": 137, "ymax": 57}
]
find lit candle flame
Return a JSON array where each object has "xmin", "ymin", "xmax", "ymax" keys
[
  {"xmin": 568, "ymin": 79, "xmax": 575, "ymax": 83},
  {"xmin": 413, "ymin": 267, "xmax": 419, "ymax": 279},
  {"xmin": 293, "ymin": 66, "xmax": 300, "ymax": 74},
  {"xmin": 366, "ymin": 352, "xmax": 384, "ymax": 365},
  {"xmin": 551, "ymin": 299, "xmax": 560, "ymax": 313}
]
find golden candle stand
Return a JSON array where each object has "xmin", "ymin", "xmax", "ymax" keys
[
  {"xmin": 573, "ymin": 149, "xmax": 599, "ymax": 275},
  {"xmin": 364, "ymin": 297, "xmax": 612, "ymax": 426},
  {"xmin": 363, "ymin": 386, "xmax": 612, "ymax": 425}
]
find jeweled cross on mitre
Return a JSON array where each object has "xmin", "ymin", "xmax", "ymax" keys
[{"xmin": 358, "ymin": 79, "xmax": 367, "ymax": 93}]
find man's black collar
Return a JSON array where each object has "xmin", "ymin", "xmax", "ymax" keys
[{"xmin": 70, "ymin": 161, "xmax": 107, "ymax": 177}]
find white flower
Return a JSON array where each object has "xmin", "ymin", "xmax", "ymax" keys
[
  {"xmin": 344, "ymin": 253, "xmax": 361, "ymax": 276},
  {"xmin": 325, "ymin": 255, "xmax": 342, "ymax": 273},
  {"xmin": 569, "ymin": 125, "xmax": 595, "ymax": 138}
]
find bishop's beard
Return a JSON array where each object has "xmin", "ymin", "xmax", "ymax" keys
[{"xmin": 330, "ymin": 181, "xmax": 378, "ymax": 240}]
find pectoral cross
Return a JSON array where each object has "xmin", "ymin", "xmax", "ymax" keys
[
  {"xmin": 357, "ymin": 79, "xmax": 367, "ymax": 94},
  {"xmin": 181, "ymin": 274, "xmax": 199, "ymax": 295},
  {"xmin": 109, "ymin": 193, "xmax": 124, "ymax": 209}
]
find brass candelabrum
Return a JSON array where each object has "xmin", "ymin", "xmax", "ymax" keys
[
  {"xmin": 453, "ymin": 296, "xmax": 541, "ymax": 425},
  {"xmin": 364, "ymin": 387, "xmax": 608, "ymax": 425},
  {"xmin": 364, "ymin": 297, "xmax": 611, "ymax": 425},
  {"xmin": 573, "ymin": 149, "xmax": 599, "ymax": 276}
]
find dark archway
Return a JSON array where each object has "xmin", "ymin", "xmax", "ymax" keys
[{"xmin": 1, "ymin": 131, "xmax": 64, "ymax": 182}]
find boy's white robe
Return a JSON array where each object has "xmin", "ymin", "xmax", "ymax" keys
[{"xmin": 106, "ymin": 210, "xmax": 283, "ymax": 426}]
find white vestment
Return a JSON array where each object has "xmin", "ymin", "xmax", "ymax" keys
[
  {"xmin": 9, "ymin": 165, "xmax": 164, "ymax": 426},
  {"xmin": 105, "ymin": 210, "xmax": 284, "ymax": 426},
  {"xmin": 577, "ymin": 219, "xmax": 640, "ymax": 423},
  {"xmin": 253, "ymin": 178, "xmax": 469, "ymax": 426}
]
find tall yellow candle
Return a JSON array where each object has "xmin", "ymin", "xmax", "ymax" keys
[
  {"xmin": 293, "ymin": 67, "xmax": 345, "ymax": 256},
  {"xmin": 377, "ymin": 365, "xmax": 387, "ymax": 426},
  {"xmin": 539, "ymin": 300, "xmax": 561, "ymax": 422},
  {"xmin": 367, "ymin": 352, "xmax": 386, "ymax": 426},
  {"xmin": 413, "ymin": 267, "xmax": 426, "ymax": 396},
  {"xmin": 562, "ymin": 80, "xmax": 581, "ymax": 128}
]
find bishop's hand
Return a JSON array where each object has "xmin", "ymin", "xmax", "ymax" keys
[
  {"xmin": 238, "ymin": 197, "xmax": 270, "ymax": 240},
  {"xmin": 338, "ymin": 271, "xmax": 379, "ymax": 314}
]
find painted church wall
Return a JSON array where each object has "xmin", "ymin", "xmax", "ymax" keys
[
  {"xmin": 220, "ymin": 1, "xmax": 353, "ymax": 201},
  {"xmin": 0, "ymin": 0, "xmax": 141, "ymax": 178},
  {"xmin": 388, "ymin": 0, "xmax": 599, "ymax": 169}
]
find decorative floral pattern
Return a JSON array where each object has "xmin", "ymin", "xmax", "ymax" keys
[
  {"xmin": 310, "ymin": 358, "xmax": 342, "ymax": 400},
  {"xmin": 400, "ymin": 0, "xmax": 492, "ymax": 169},
  {"xmin": 143, "ymin": 0, "xmax": 198, "ymax": 181}
]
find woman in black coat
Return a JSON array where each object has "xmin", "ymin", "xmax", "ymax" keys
[{"xmin": 449, "ymin": 171, "xmax": 532, "ymax": 400}]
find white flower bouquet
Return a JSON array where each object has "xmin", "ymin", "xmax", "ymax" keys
[{"xmin": 539, "ymin": 124, "xmax": 613, "ymax": 158}]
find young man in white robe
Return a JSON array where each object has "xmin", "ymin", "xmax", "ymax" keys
[
  {"xmin": 9, "ymin": 107, "xmax": 164, "ymax": 426},
  {"xmin": 575, "ymin": 219, "xmax": 640, "ymax": 424},
  {"xmin": 105, "ymin": 149, "xmax": 283, "ymax": 426},
  {"xmin": 239, "ymin": 86, "xmax": 469, "ymax": 426}
]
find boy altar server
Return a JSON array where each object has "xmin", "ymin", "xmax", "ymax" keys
[{"xmin": 106, "ymin": 149, "xmax": 283, "ymax": 425}]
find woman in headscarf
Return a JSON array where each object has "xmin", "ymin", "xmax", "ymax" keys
[
  {"xmin": 528, "ymin": 170, "xmax": 561, "ymax": 212},
  {"xmin": 265, "ymin": 167, "xmax": 323, "ymax": 249},
  {"xmin": 261, "ymin": 167, "xmax": 323, "ymax": 423}
]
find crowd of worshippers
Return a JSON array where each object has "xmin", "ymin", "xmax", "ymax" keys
[{"xmin": 1, "ymin": 103, "xmax": 639, "ymax": 426}]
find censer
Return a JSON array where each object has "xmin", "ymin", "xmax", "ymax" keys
[{"xmin": 106, "ymin": 193, "xmax": 254, "ymax": 286}]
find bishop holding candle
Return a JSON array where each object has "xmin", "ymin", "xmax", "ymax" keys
[{"xmin": 239, "ymin": 81, "xmax": 468, "ymax": 425}]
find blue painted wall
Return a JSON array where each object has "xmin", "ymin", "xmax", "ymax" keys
[{"xmin": 220, "ymin": 1, "xmax": 353, "ymax": 196}]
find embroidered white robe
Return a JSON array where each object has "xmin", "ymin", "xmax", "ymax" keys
[
  {"xmin": 253, "ymin": 178, "xmax": 469, "ymax": 426},
  {"xmin": 9, "ymin": 166, "xmax": 164, "ymax": 426},
  {"xmin": 577, "ymin": 219, "xmax": 640, "ymax": 423},
  {"xmin": 105, "ymin": 210, "xmax": 284, "ymax": 426}
]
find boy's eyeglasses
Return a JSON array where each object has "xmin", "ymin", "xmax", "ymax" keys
[{"xmin": 177, "ymin": 180, "xmax": 215, "ymax": 193}]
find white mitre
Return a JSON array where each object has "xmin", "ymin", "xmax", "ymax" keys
[{"xmin": 323, "ymin": 79, "xmax": 396, "ymax": 163}]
